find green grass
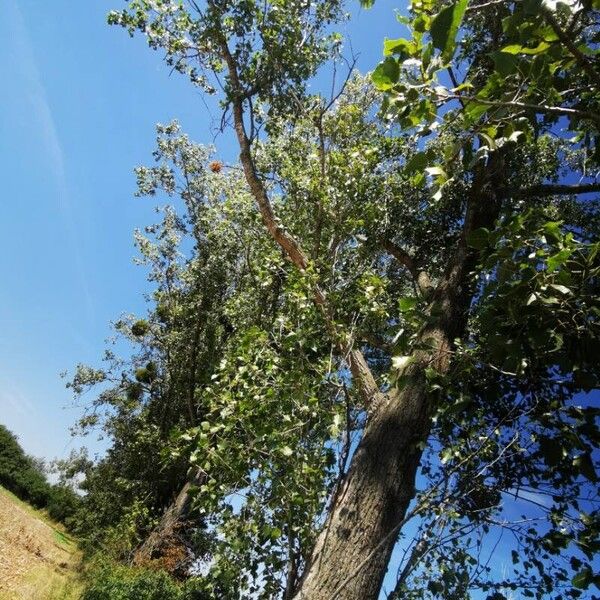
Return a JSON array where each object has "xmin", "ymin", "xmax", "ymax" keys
[
  {"xmin": 54, "ymin": 529, "xmax": 76, "ymax": 549},
  {"xmin": 18, "ymin": 565, "xmax": 83, "ymax": 600}
]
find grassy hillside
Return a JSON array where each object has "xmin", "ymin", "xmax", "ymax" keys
[{"xmin": 0, "ymin": 486, "xmax": 82, "ymax": 600}]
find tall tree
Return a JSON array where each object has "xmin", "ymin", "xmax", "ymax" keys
[{"xmin": 77, "ymin": 0, "xmax": 600, "ymax": 597}]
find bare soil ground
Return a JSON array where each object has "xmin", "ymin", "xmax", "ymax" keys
[{"xmin": 0, "ymin": 486, "xmax": 81, "ymax": 600}]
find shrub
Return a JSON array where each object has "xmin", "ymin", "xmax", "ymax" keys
[
  {"xmin": 46, "ymin": 484, "xmax": 82, "ymax": 526},
  {"xmin": 80, "ymin": 559, "xmax": 223, "ymax": 600},
  {"xmin": 81, "ymin": 563, "xmax": 183, "ymax": 600},
  {"xmin": 0, "ymin": 424, "xmax": 52, "ymax": 508}
]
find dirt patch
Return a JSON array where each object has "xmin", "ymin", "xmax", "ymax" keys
[{"xmin": 0, "ymin": 487, "xmax": 80, "ymax": 599}]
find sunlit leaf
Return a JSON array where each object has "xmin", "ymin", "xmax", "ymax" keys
[{"xmin": 430, "ymin": 0, "xmax": 468, "ymax": 61}]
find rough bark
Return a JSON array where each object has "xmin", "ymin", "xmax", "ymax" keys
[
  {"xmin": 293, "ymin": 262, "xmax": 468, "ymax": 598},
  {"xmin": 132, "ymin": 474, "xmax": 203, "ymax": 575},
  {"xmin": 295, "ymin": 379, "xmax": 431, "ymax": 599},
  {"xmin": 293, "ymin": 159, "xmax": 505, "ymax": 600}
]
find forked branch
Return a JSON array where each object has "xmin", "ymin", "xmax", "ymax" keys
[
  {"xmin": 383, "ymin": 240, "xmax": 432, "ymax": 296},
  {"xmin": 217, "ymin": 35, "xmax": 383, "ymax": 409}
]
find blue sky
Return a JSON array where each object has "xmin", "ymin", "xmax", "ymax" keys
[{"xmin": 0, "ymin": 0, "xmax": 395, "ymax": 461}]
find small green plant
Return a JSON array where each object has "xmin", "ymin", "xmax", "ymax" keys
[{"xmin": 81, "ymin": 562, "xmax": 183, "ymax": 600}]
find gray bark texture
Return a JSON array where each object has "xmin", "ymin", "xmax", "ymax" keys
[{"xmin": 293, "ymin": 160, "xmax": 505, "ymax": 600}]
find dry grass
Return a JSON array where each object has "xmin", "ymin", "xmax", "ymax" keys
[{"xmin": 0, "ymin": 486, "xmax": 82, "ymax": 600}]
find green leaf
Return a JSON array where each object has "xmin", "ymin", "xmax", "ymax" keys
[
  {"xmin": 383, "ymin": 37, "xmax": 413, "ymax": 57},
  {"xmin": 492, "ymin": 51, "xmax": 518, "ymax": 76},
  {"xmin": 467, "ymin": 227, "xmax": 490, "ymax": 250},
  {"xmin": 538, "ymin": 437, "xmax": 562, "ymax": 466},
  {"xmin": 543, "ymin": 221, "xmax": 562, "ymax": 243},
  {"xmin": 547, "ymin": 248, "xmax": 572, "ymax": 271},
  {"xmin": 360, "ymin": 0, "xmax": 375, "ymax": 6},
  {"xmin": 425, "ymin": 165, "xmax": 447, "ymax": 178},
  {"xmin": 392, "ymin": 355, "xmax": 412, "ymax": 370},
  {"xmin": 430, "ymin": 0, "xmax": 468, "ymax": 61},
  {"xmin": 464, "ymin": 101, "xmax": 489, "ymax": 123},
  {"xmin": 440, "ymin": 447, "xmax": 453, "ymax": 464},
  {"xmin": 399, "ymin": 296, "xmax": 418, "ymax": 312},
  {"xmin": 405, "ymin": 150, "xmax": 433, "ymax": 174},
  {"xmin": 372, "ymin": 57, "xmax": 399, "ymax": 91},
  {"xmin": 548, "ymin": 283, "xmax": 571, "ymax": 295},
  {"xmin": 572, "ymin": 566, "xmax": 593, "ymax": 589},
  {"xmin": 501, "ymin": 41, "xmax": 551, "ymax": 55},
  {"xmin": 479, "ymin": 132, "xmax": 496, "ymax": 150}
]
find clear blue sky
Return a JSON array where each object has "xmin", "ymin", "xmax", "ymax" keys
[{"xmin": 0, "ymin": 0, "xmax": 395, "ymax": 461}]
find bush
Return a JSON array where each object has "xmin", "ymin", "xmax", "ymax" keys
[
  {"xmin": 0, "ymin": 424, "xmax": 52, "ymax": 508},
  {"xmin": 0, "ymin": 424, "xmax": 82, "ymax": 528},
  {"xmin": 81, "ymin": 563, "xmax": 183, "ymax": 600},
  {"xmin": 81, "ymin": 559, "xmax": 222, "ymax": 600},
  {"xmin": 46, "ymin": 484, "xmax": 82, "ymax": 526}
]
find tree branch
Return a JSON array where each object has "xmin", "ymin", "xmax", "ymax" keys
[
  {"xmin": 447, "ymin": 94, "xmax": 600, "ymax": 127},
  {"xmin": 216, "ymin": 34, "xmax": 383, "ymax": 409},
  {"xmin": 465, "ymin": 0, "xmax": 512, "ymax": 12},
  {"xmin": 507, "ymin": 182, "xmax": 600, "ymax": 198},
  {"xmin": 383, "ymin": 240, "xmax": 432, "ymax": 296},
  {"xmin": 543, "ymin": 8, "xmax": 600, "ymax": 90}
]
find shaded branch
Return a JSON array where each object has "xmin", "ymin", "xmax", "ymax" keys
[
  {"xmin": 360, "ymin": 331, "xmax": 392, "ymax": 353},
  {"xmin": 507, "ymin": 182, "xmax": 600, "ymax": 198},
  {"xmin": 216, "ymin": 33, "xmax": 383, "ymax": 410},
  {"xmin": 383, "ymin": 240, "xmax": 432, "ymax": 295},
  {"xmin": 446, "ymin": 93, "xmax": 600, "ymax": 127},
  {"xmin": 543, "ymin": 8, "xmax": 600, "ymax": 90}
]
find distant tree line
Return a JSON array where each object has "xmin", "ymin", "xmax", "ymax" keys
[{"xmin": 0, "ymin": 423, "xmax": 80, "ymax": 527}]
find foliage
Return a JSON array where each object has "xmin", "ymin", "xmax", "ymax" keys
[
  {"xmin": 69, "ymin": 0, "xmax": 600, "ymax": 597},
  {"xmin": 81, "ymin": 558, "xmax": 242, "ymax": 600},
  {"xmin": 372, "ymin": 0, "xmax": 600, "ymax": 188},
  {"xmin": 0, "ymin": 424, "xmax": 49, "ymax": 505},
  {"xmin": 81, "ymin": 561, "xmax": 184, "ymax": 600},
  {"xmin": 0, "ymin": 423, "xmax": 81, "ymax": 527}
]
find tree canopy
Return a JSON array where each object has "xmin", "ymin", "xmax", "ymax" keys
[{"xmin": 70, "ymin": 0, "xmax": 600, "ymax": 598}]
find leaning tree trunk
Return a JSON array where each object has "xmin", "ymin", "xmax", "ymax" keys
[
  {"xmin": 295, "ymin": 378, "xmax": 432, "ymax": 599},
  {"xmin": 294, "ymin": 268, "xmax": 471, "ymax": 599},
  {"xmin": 293, "ymin": 165, "xmax": 505, "ymax": 599},
  {"xmin": 132, "ymin": 473, "xmax": 204, "ymax": 575}
]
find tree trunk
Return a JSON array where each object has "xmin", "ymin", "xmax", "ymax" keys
[
  {"xmin": 295, "ymin": 378, "xmax": 432, "ymax": 599},
  {"xmin": 217, "ymin": 32, "xmax": 506, "ymax": 598},
  {"xmin": 293, "ymin": 160, "xmax": 505, "ymax": 599},
  {"xmin": 132, "ymin": 475, "xmax": 203, "ymax": 575},
  {"xmin": 294, "ymin": 308, "xmax": 462, "ymax": 599}
]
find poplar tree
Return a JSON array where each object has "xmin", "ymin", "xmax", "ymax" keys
[{"xmin": 76, "ymin": 1, "xmax": 600, "ymax": 597}]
